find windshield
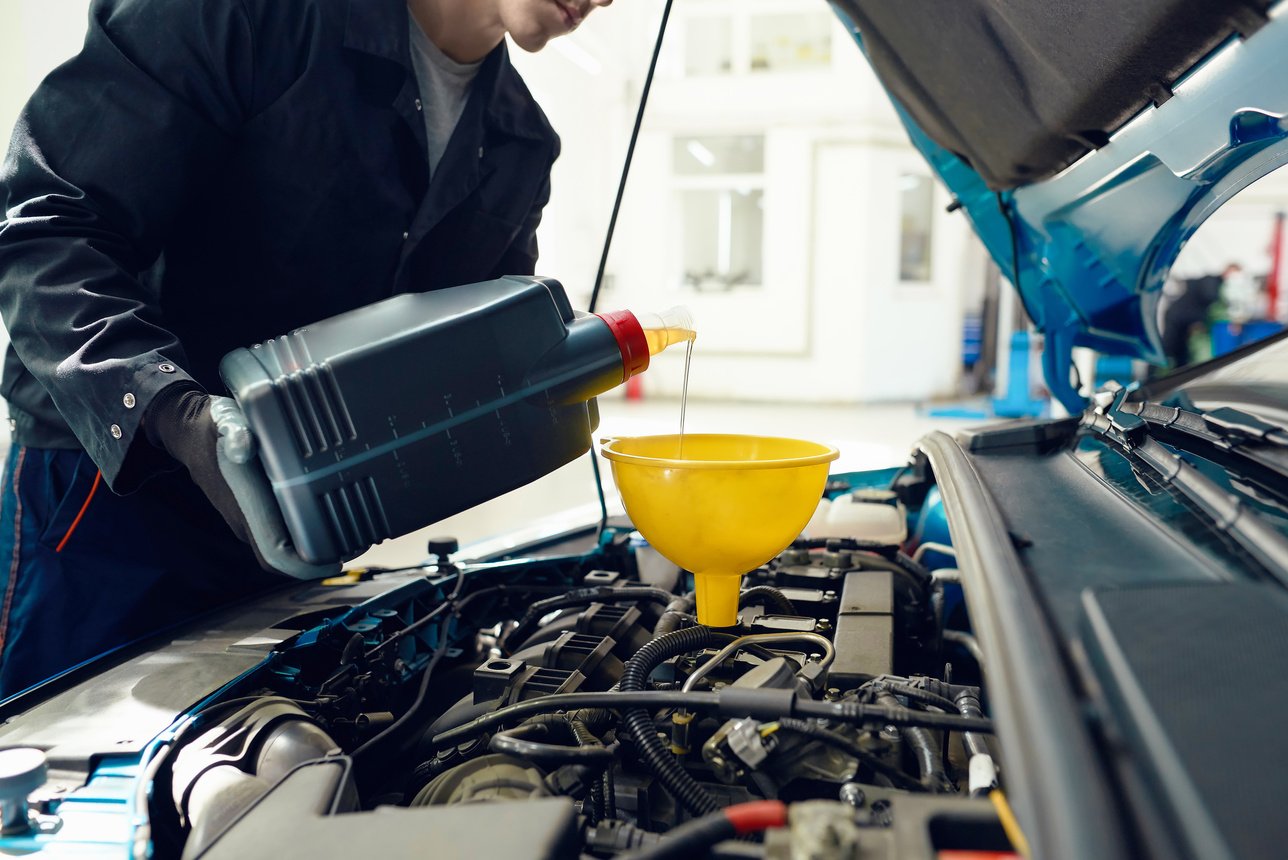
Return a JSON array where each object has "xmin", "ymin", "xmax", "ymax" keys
[
  {"xmin": 1174, "ymin": 335, "xmax": 1288, "ymax": 428},
  {"xmin": 1073, "ymin": 435, "xmax": 1282, "ymax": 574}
]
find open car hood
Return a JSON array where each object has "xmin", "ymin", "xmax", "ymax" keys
[{"xmin": 830, "ymin": 0, "xmax": 1288, "ymax": 411}]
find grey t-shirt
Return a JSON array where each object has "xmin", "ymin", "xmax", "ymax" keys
[{"xmin": 408, "ymin": 12, "xmax": 482, "ymax": 176}]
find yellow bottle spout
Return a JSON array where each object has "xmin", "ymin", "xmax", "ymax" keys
[{"xmin": 635, "ymin": 306, "xmax": 695, "ymax": 356}]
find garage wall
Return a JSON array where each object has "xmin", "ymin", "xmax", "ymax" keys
[
  {"xmin": 514, "ymin": 0, "xmax": 979, "ymax": 403},
  {"xmin": 0, "ymin": 3, "xmax": 88, "ymax": 145}
]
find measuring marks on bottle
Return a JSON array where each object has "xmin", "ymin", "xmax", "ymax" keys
[
  {"xmin": 387, "ymin": 414, "xmax": 415, "ymax": 487},
  {"xmin": 495, "ymin": 376, "xmax": 514, "ymax": 448},
  {"xmin": 442, "ymin": 394, "xmax": 465, "ymax": 468},
  {"xmin": 280, "ymin": 362, "xmax": 604, "ymax": 492}
]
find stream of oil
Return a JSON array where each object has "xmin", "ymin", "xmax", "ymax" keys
[
  {"xmin": 679, "ymin": 338, "xmax": 694, "ymax": 458},
  {"xmin": 643, "ymin": 328, "xmax": 697, "ymax": 458}
]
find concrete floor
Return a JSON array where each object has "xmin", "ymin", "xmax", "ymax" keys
[{"xmin": 351, "ymin": 396, "xmax": 977, "ymax": 569}]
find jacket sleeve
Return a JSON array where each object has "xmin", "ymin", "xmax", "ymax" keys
[
  {"xmin": 0, "ymin": 0, "xmax": 256, "ymax": 492},
  {"xmin": 491, "ymin": 134, "xmax": 560, "ymax": 278}
]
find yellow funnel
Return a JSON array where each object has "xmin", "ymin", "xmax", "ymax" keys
[{"xmin": 600, "ymin": 434, "xmax": 839, "ymax": 627}]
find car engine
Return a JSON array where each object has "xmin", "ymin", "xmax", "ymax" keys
[{"xmin": 143, "ymin": 488, "xmax": 1011, "ymax": 859}]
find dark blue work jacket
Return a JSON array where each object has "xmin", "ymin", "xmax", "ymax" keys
[{"xmin": 0, "ymin": 0, "xmax": 560, "ymax": 492}]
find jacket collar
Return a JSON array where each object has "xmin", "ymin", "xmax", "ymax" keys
[{"xmin": 344, "ymin": 0, "xmax": 551, "ymax": 142}]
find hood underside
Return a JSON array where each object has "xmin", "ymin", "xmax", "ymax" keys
[{"xmin": 831, "ymin": 0, "xmax": 1288, "ymax": 411}]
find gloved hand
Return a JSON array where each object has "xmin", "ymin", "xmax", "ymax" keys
[{"xmin": 145, "ymin": 385, "xmax": 256, "ymax": 549}]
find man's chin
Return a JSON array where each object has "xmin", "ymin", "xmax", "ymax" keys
[
  {"xmin": 513, "ymin": 32, "xmax": 553, "ymax": 52},
  {"xmin": 508, "ymin": 21, "xmax": 561, "ymax": 53}
]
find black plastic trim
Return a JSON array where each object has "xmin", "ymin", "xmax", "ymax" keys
[{"xmin": 916, "ymin": 431, "xmax": 1129, "ymax": 860}]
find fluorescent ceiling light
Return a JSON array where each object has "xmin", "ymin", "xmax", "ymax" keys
[{"xmin": 686, "ymin": 140, "xmax": 716, "ymax": 167}]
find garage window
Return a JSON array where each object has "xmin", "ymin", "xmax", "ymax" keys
[
  {"xmin": 899, "ymin": 173, "xmax": 935, "ymax": 282},
  {"xmin": 749, "ymin": 13, "xmax": 833, "ymax": 72},
  {"xmin": 676, "ymin": 6, "xmax": 837, "ymax": 77},
  {"xmin": 673, "ymin": 135, "xmax": 765, "ymax": 291}
]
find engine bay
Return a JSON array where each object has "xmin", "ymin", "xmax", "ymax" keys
[{"xmin": 142, "ymin": 483, "xmax": 1014, "ymax": 859}]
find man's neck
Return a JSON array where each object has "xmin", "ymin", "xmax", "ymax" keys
[{"xmin": 408, "ymin": 0, "xmax": 505, "ymax": 64}]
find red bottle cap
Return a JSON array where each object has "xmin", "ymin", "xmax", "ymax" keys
[{"xmin": 594, "ymin": 310, "xmax": 650, "ymax": 381}]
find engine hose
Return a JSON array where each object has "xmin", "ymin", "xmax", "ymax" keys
[
  {"xmin": 488, "ymin": 722, "xmax": 616, "ymax": 766},
  {"xmin": 737, "ymin": 586, "xmax": 796, "ymax": 615},
  {"xmin": 620, "ymin": 800, "xmax": 787, "ymax": 860},
  {"xmin": 601, "ymin": 765, "xmax": 617, "ymax": 820},
  {"xmin": 570, "ymin": 708, "xmax": 615, "ymax": 733},
  {"xmin": 894, "ymin": 552, "xmax": 935, "ymax": 588},
  {"xmin": 877, "ymin": 692, "xmax": 953, "ymax": 793},
  {"xmin": 868, "ymin": 681, "xmax": 961, "ymax": 715},
  {"xmin": 619, "ymin": 626, "xmax": 727, "ymax": 816},
  {"xmin": 954, "ymin": 690, "xmax": 991, "ymax": 759},
  {"xmin": 586, "ymin": 780, "xmax": 605, "ymax": 826},
  {"xmin": 842, "ymin": 554, "xmax": 931, "ymax": 596},
  {"xmin": 798, "ymin": 537, "xmax": 899, "ymax": 558},
  {"xmin": 429, "ymin": 690, "xmax": 996, "ymax": 750},
  {"xmin": 942, "ymin": 630, "xmax": 985, "ymax": 667},
  {"xmin": 505, "ymin": 586, "xmax": 678, "ymax": 653},
  {"xmin": 771, "ymin": 718, "xmax": 925, "ymax": 792},
  {"xmin": 569, "ymin": 719, "xmax": 609, "ymax": 823},
  {"xmin": 905, "ymin": 723, "xmax": 951, "ymax": 792},
  {"xmin": 654, "ymin": 594, "xmax": 696, "ymax": 635},
  {"xmin": 571, "ymin": 709, "xmax": 618, "ymax": 818}
]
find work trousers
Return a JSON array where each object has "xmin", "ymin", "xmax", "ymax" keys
[{"xmin": 0, "ymin": 446, "xmax": 284, "ymax": 698}]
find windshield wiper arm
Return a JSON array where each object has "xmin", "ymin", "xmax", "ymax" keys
[
  {"xmin": 1085, "ymin": 399, "xmax": 1288, "ymax": 588},
  {"xmin": 1112, "ymin": 400, "xmax": 1288, "ymax": 490},
  {"xmin": 1201, "ymin": 406, "xmax": 1288, "ymax": 448}
]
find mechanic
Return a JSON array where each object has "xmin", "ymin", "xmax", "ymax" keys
[{"xmin": 0, "ymin": 0, "xmax": 612, "ymax": 698}]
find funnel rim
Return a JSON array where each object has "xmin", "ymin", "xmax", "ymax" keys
[{"xmin": 599, "ymin": 434, "xmax": 840, "ymax": 471}]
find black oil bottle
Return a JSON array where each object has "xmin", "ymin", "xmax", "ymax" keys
[{"xmin": 219, "ymin": 276, "xmax": 689, "ymax": 564}]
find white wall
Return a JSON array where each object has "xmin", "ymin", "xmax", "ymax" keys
[
  {"xmin": 0, "ymin": 3, "xmax": 88, "ymax": 141},
  {"xmin": 513, "ymin": 0, "xmax": 979, "ymax": 403},
  {"xmin": 504, "ymin": 8, "xmax": 648, "ymax": 303}
]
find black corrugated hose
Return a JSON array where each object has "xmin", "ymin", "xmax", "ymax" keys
[
  {"xmin": 868, "ymin": 680, "xmax": 961, "ymax": 715},
  {"xmin": 876, "ymin": 692, "xmax": 954, "ymax": 793},
  {"xmin": 619, "ymin": 626, "xmax": 726, "ymax": 815},
  {"xmin": 601, "ymin": 764, "xmax": 617, "ymax": 820},
  {"xmin": 653, "ymin": 593, "xmax": 696, "ymax": 635},
  {"xmin": 953, "ymin": 690, "xmax": 991, "ymax": 759},
  {"xmin": 575, "ymin": 711, "xmax": 620, "ymax": 818},
  {"xmin": 737, "ymin": 586, "xmax": 796, "ymax": 616},
  {"xmin": 568, "ymin": 718, "xmax": 609, "ymax": 823}
]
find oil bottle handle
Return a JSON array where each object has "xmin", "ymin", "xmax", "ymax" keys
[{"xmin": 210, "ymin": 396, "xmax": 343, "ymax": 580}]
